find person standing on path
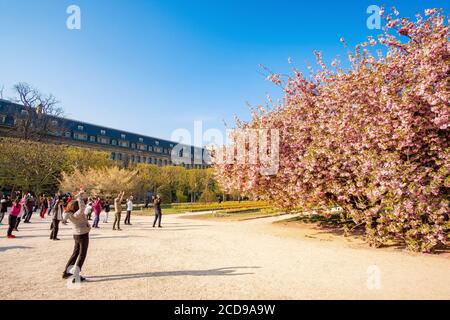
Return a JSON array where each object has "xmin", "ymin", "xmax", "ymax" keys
[
  {"xmin": 152, "ymin": 194, "xmax": 162, "ymax": 228},
  {"xmin": 40, "ymin": 195, "xmax": 49, "ymax": 219},
  {"xmin": 0, "ymin": 195, "xmax": 9, "ymax": 224},
  {"xmin": 85, "ymin": 197, "xmax": 93, "ymax": 220},
  {"xmin": 62, "ymin": 188, "xmax": 91, "ymax": 282},
  {"xmin": 92, "ymin": 196, "xmax": 102, "ymax": 228},
  {"xmin": 124, "ymin": 196, "xmax": 133, "ymax": 225},
  {"xmin": 23, "ymin": 193, "xmax": 35, "ymax": 223},
  {"xmin": 113, "ymin": 191, "xmax": 125, "ymax": 231},
  {"xmin": 14, "ymin": 194, "xmax": 27, "ymax": 231},
  {"xmin": 103, "ymin": 198, "xmax": 110, "ymax": 223},
  {"xmin": 7, "ymin": 196, "xmax": 25, "ymax": 238},
  {"xmin": 50, "ymin": 196, "xmax": 64, "ymax": 240}
]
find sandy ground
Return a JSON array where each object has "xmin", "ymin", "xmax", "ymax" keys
[{"xmin": 0, "ymin": 212, "xmax": 449, "ymax": 300}]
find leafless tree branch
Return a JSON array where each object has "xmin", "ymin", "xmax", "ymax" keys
[{"xmin": 9, "ymin": 83, "xmax": 65, "ymax": 140}]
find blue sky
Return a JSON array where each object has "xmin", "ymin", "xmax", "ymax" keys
[{"xmin": 0, "ymin": 0, "xmax": 448, "ymax": 145}]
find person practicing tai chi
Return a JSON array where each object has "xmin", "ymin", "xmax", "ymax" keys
[
  {"xmin": 40, "ymin": 194, "xmax": 49, "ymax": 219},
  {"xmin": 103, "ymin": 198, "xmax": 110, "ymax": 223},
  {"xmin": 124, "ymin": 196, "xmax": 133, "ymax": 225},
  {"xmin": 113, "ymin": 191, "xmax": 125, "ymax": 231},
  {"xmin": 92, "ymin": 196, "xmax": 102, "ymax": 228},
  {"xmin": 62, "ymin": 188, "xmax": 91, "ymax": 282},
  {"xmin": 152, "ymin": 194, "xmax": 162, "ymax": 228},
  {"xmin": 50, "ymin": 196, "xmax": 64, "ymax": 240},
  {"xmin": 0, "ymin": 195, "xmax": 9, "ymax": 224},
  {"xmin": 6, "ymin": 196, "xmax": 25, "ymax": 239}
]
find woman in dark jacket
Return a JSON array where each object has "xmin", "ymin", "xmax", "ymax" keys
[{"xmin": 152, "ymin": 195, "xmax": 162, "ymax": 228}]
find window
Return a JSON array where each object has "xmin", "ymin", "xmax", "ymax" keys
[
  {"xmin": 131, "ymin": 143, "xmax": 136, "ymax": 149},
  {"xmin": 119, "ymin": 140, "xmax": 129, "ymax": 148},
  {"xmin": 90, "ymin": 136, "xmax": 96, "ymax": 142},
  {"xmin": 100, "ymin": 130, "xmax": 106, "ymax": 135},
  {"xmin": 77, "ymin": 125, "xmax": 84, "ymax": 131},
  {"xmin": 138, "ymin": 144, "xmax": 147, "ymax": 151},
  {"xmin": 111, "ymin": 152, "xmax": 116, "ymax": 160},
  {"xmin": 21, "ymin": 110, "xmax": 28, "ymax": 115},
  {"xmin": 98, "ymin": 136, "xmax": 109, "ymax": 144},
  {"xmin": 139, "ymin": 137, "xmax": 144, "ymax": 142},
  {"xmin": 65, "ymin": 131, "xmax": 71, "ymax": 138},
  {"xmin": 148, "ymin": 146, "xmax": 153, "ymax": 152},
  {"xmin": 170, "ymin": 144, "xmax": 173, "ymax": 147},
  {"xmin": 111, "ymin": 139, "xmax": 117, "ymax": 145},
  {"xmin": 121, "ymin": 133, "xmax": 126, "ymax": 139},
  {"xmin": 154, "ymin": 147, "xmax": 162, "ymax": 153},
  {"xmin": 74, "ymin": 132, "xmax": 87, "ymax": 141},
  {"xmin": 51, "ymin": 120, "xmax": 58, "ymax": 126},
  {"xmin": 155, "ymin": 141, "xmax": 159, "ymax": 145},
  {"xmin": 0, "ymin": 115, "xmax": 6, "ymax": 123}
]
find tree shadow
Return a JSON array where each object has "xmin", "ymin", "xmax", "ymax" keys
[
  {"xmin": 0, "ymin": 246, "xmax": 32, "ymax": 252},
  {"xmin": 279, "ymin": 215, "xmax": 450, "ymax": 255},
  {"xmin": 87, "ymin": 266, "xmax": 260, "ymax": 283}
]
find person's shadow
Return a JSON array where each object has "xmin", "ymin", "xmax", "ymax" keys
[
  {"xmin": 0, "ymin": 246, "xmax": 32, "ymax": 252},
  {"xmin": 87, "ymin": 266, "xmax": 260, "ymax": 283}
]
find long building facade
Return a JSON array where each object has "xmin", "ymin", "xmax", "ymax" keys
[{"xmin": 0, "ymin": 99, "xmax": 208, "ymax": 168}]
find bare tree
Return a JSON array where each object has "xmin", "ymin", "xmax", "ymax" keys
[
  {"xmin": 0, "ymin": 85, "xmax": 4, "ymax": 99},
  {"xmin": 10, "ymin": 83, "xmax": 64, "ymax": 140}
]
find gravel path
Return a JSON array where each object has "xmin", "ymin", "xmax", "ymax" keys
[{"xmin": 0, "ymin": 212, "xmax": 449, "ymax": 299}]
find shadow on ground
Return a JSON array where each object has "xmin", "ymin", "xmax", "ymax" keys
[
  {"xmin": 276, "ymin": 215, "xmax": 450, "ymax": 255},
  {"xmin": 87, "ymin": 266, "xmax": 260, "ymax": 283},
  {"xmin": 0, "ymin": 246, "xmax": 32, "ymax": 252}
]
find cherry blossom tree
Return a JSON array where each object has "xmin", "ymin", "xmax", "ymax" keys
[{"xmin": 214, "ymin": 8, "xmax": 449, "ymax": 252}]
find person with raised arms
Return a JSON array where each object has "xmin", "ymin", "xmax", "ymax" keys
[
  {"xmin": 62, "ymin": 188, "xmax": 91, "ymax": 282},
  {"xmin": 113, "ymin": 191, "xmax": 125, "ymax": 231}
]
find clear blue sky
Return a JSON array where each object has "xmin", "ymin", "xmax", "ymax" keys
[{"xmin": 0, "ymin": 0, "xmax": 448, "ymax": 145}]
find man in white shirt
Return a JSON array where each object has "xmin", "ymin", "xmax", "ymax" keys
[{"xmin": 124, "ymin": 196, "xmax": 133, "ymax": 225}]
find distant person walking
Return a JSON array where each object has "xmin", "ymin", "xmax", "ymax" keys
[
  {"xmin": 92, "ymin": 196, "xmax": 102, "ymax": 228},
  {"xmin": 124, "ymin": 196, "xmax": 133, "ymax": 225},
  {"xmin": 103, "ymin": 199, "xmax": 110, "ymax": 223},
  {"xmin": 113, "ymin": 191, "xmax": 125, "ymax": 231},
  {"xmin": 7, "ymin": 197, "xmax": 25, "ymax": 238},
  {"xmin": 62, "ymin": 188, "xmax": 91, "ymax": 282},
  {"xmin": 152, "ymin": 195, "xmax": 162, "ymax": 228},
  {"xmin": 50, "ymin": 196, "xmax": 64, "ymax": 240}
]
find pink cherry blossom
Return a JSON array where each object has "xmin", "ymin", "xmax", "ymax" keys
[{"xmin": 213, "ymin": 8, "xmax": 449, "ymax": 253}]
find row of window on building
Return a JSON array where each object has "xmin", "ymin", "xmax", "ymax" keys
[
  {"xmin": 110, "ymin": 152, "xmax": 205, "ymax": 169},
  {"xmin": 69, "ymin": 130, "xmax": 172, "ymax": 155}
]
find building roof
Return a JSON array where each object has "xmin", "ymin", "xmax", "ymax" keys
[{"xmin": 0, "ymin": 99, "xmax": 203, "ymax": 154}]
